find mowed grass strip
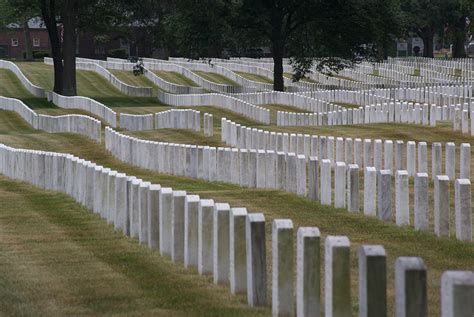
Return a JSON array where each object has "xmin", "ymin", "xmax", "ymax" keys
[
  {"xmin": 9, "ymin": 62, "xmax": 318, "ymax": 123},
  {"xmin": 193, "ymin": 71, "xmax": 239, "ymax": 86},
  {"xmin": 6, "ymin": 65, "xmax": 474, "ymax": 208},
  {"xmin": 283, "ymin": 72, "xmax": 318, "ymax": 83},
  {"xmin": 0, "ymin": 175, "xmax": 266, "ymax": 316},
  {"xmin": 13, "ymin": 62, "xmax": 169, "ymax": 109},
  {"xmin": 108, "ymin": 69, "xmax": 158, "ymax": 95},
  {"xmin": 234, "ymin": 71, "xmax": 273, "ymax": 84},
  {"xmin": 153, "ymin": 70, "xmax": 200, "ymax": 87},
  {"xmin": 0, "ymin": 69, "xmax": 52, "ymax": 110},
  {"xmin": 259, "ymin": 103, "xmax": 310, "ymax": 124},
  {"xmin": 1, "ymin": 65, "xmax": 261, "ymax": 127},
  {"xmin": 0, "ymin": 109, "xmax": 472, "ymax": 315},
  {"xmin": 14, "ymin": 61, "xmax": 55, "ymax": 91},
  {"xmin": 6, "ymin": 63, "xmax": 474, "ymax": 179}
]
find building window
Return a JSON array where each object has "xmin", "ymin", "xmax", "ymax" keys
[
  {"xmin": 11, "ymin": 38, "xmax": 18, "ymax": 46},
  {"xmin": 33, "ymin": 38, "xmax": 40, "ymax": 47},
  {"xmin": 119, "ymin": 38, "xmax": 128, "ymax": 48},
  {"xmin": 94, "ymin": 44, "xmax": 105, "ymax": 55}
]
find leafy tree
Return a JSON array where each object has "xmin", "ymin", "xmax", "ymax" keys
[
  {"xmin": 235, "ymin": 0, "xmax": 400, "ymax": 90},
  {"xmin": 400, "ymin": 0, "xmax": 458, "ymax": 58},
  {"xmin": 163, "ymin": 0, "xmax": 235, "ymax": 59},
  {"xmin": 445, "ymin": 0, "xmax": 473, "ymax": 58},
  {"xmin": 37, "ymin": 0, "xmax": 162, "ymax": 96},
  {"xmin": 359, "ymin": 0, "xmax": 404, "ymax": 60},
  {"xmin": 235, "ymin": 0, "xmax": 320, "ymax": 91}
]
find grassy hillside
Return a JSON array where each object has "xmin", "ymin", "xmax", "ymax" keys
[
  {"xmin": 193, "ymin": 71, "xmax": 240, "ymax": 86},
  {"xmin": 1, "ymin": 61, "xmax": 473, "ymax": 316},
  {"xmin": 0, "ymin": 175, "xmax": 265, "ymax": 316},
  {"xmin": 153, "ymin": 71, "xmax": 200, "ymax": 87},
  {"xmin": 14, "ymin": 62, "xmax": 167, "ymax": 110},
  {"xmin": 108, "ymin": 69, "xmax": 157, "ymax": 95},
  {"xmin": 234, "ymin": 71, "xmax": 273, "ymax": 84},
  {"xmin": 0, "ymin": 107, "xmax": 471, "ymax": 315}
]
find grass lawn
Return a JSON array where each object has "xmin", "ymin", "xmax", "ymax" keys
[
  {"xmin": 329, "ymin": 74, "xmax": 359, "ymax": 81},
  {"xmin": 334, "ymin": 102, "xmax": 362, "ymax": 109},
  {"xmin": 193, "ymin": 71, "xmax": 239, "ymax": 86},
  {"xmin": 6, "ymin": 64, "xmax": 289, "ymax": 123},
  {"xmin": 234, "ymin": 71, "xmax": 273, "ymax": 84},
  {"xmin": 0, "ymin": 102, "xmax": 471, "ymax": 315},
  {"xmin": 5, "ymin": 64, "xmax": 474, "ymax": 181},
  {"xmin": 0, "ymin": 61, "xmax": 473, "ymax": 315},
  {"xmin": 0, "ymin": 173, "xmax": 265, "ymax": 316},
  {"xmin": 14, "ymin": 61, "xmax": 54, "ymax": 91},
  {"xmin": 108, "ymin": 69, "xmax": 157, "ymax": 95},
  {"xmin": 13, "ymin": 63, "xmax": 171, "ymax": 110},
  {"xmin": 153, "ymin": 71, "xmax": 200, "ymax": 87},
  {"xmin": 283, "ymin": 72, "xmax": 319, "ymax": 83},
  {"xmin": 258, "ymin": 103, "xmax": 310, "ymax": 124},
  {"xmin": 0, "ymin": 69, "xmax": 52, "ymax": 109}
]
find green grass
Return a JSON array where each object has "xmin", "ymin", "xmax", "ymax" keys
[
  {"xmin": 6, "ymin": 64, "xmax": 474, "ymax": 176},
  {"xmin": 0, "ymin": 69, "xmax": 53, "ymax": 110},
  {"xmin": 153, "ymin": 71, "xmax": 199, "ymax": 87},
  {"xmin": 0, "ymin": 174, "xmax": 265, "ymax": 316},
  {"xmin": 336, "ymin": 102, "xmax": 361, "ymax": 109},
  {"xmin": 193, "ymin": 71, "xmax": 239, "ymax": 86},
  {"xmin": 330, "ymin": 73, "xmax": 359, "ymax": 81},
  {"xmin": 8, "ymin": 63, "xmax": 320, "ymax": 123},
  {"xmin": 0, "ymin": 63, "xmax": 473, "ymax": 315},
  {"xmin": 234, "ymin": 71, "xmax": 273, "ymax": 84},
  {"xmin": 0, "ymin": 109, "xmax": 472, "ymax": 316},
  {"xmin": 121, "ymin": 104, "xmax": 261, "ymax": 147},
  {"xmin": 108, "ymin": 69, "xmax": 157, "ymax": 95},
  {"xmin": 6, "ymin": 63, "xmax": 272, "ymax": 122},
  {"xmin": 14, "ymin": 61, "xmax": 54, "ymax": 91},
  {"xmin": 283, "ymin": 72, "xmax": 318, "ymax": 83},
  {"xmin": 123, "ymin": 128, "xmax": 224, "ymax": 147},
  {"xmin": 259, "ymin": 103, "xmax": 310, "ymax": 124},
  {"xmin": 13, "ymin": 62, "xmax": 172, "ymax": 110}
]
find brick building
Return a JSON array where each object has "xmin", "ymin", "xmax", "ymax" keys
[
  {"xmin": 0, "ymin": 18, "xmax": 160, "ymax": 60},
  {"xmin": 0, "ymin": 20, "xmax": 51, "ymax": 59}
]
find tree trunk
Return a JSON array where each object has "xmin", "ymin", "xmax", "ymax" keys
[
  {"xmin": 382, "ymin": 39, "xmax": 389, "ymax": 60},
  {"xmin": 272, "ymin": 44, "xmax": 284, "ymax": 91},
  {"xmin": 418, "ymin": 28, "xmax": 434, "ymax": 58},
  {"xmin": 40, "ymin": 0, "xmax": 63, "ymax": 94},
  {"xmin": 452, "ymin": 33, "xmax": 466, "ymax": 58},
  {"xmin": 271, "ymin": 14, "xmax": 285, "ymax": 91},
  {"xmin": 452, "ymin": 16, "xmax": 467, "ymax": 58},
  {"xmin": 423, "ymin": 37, "xmax": 434, "ymax": 58},
  {"xmin": 23, "ymin": 21, "xmax": 33, "ymax": 60},
  {"xmin": 61, "ymin": 0, "xmax": 78, "ymax": 96},
  {"xmin": 376, "ymin": 40, "xmax": 388, "ymax": 60},
  {"xmin": 51, "ymin": 39, "xmax": 63, "ymax": 94}
]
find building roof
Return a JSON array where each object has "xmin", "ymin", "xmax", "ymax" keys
[{"xmin": 7, "ymin": 17, "xmax": 45, "ymax": 29}]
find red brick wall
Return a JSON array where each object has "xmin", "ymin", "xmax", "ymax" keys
[
  {"xmin": 0, "ymin": 28, "xmax": 51, "ymax": 59},
  {"xmin": 0, "ymin": 27, "xmax": 156, "ymax": 59}
]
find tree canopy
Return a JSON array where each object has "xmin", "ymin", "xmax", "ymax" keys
[
  {"xmin": 1, "ymin": 0, "xmax": 473, "ymax": 94},
  {"xmin": 163, "ymin": 0, "xmax": 404, "ymax": 90}
]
